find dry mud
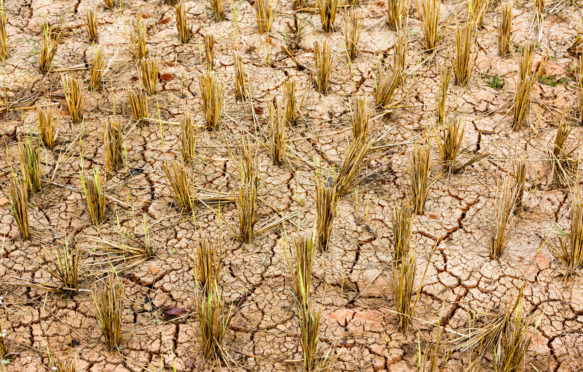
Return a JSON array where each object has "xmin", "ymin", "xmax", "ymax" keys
[{"xmin": 1, "ymin": 0, "xmax": 583, "ymax": 371}]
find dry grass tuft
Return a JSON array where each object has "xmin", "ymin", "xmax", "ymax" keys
[
  {"xmin": 392, "ymin": 250, "xmax": 416, "ymax": 332},
  {"xmin": 89, "ymin": 47, "xmax": 105, "ymax": 91},
  {"xmin": 375, "ymin": 31, "xmax": 406, "ymax": 109},
  {"xmin": 255, "ymin": 0, "xmax": 273, "ymax": 34},
  {"xmin": 200, "ymin": 70, "xmax": 223, "ymax": 130},
  {"xmin": 180, "ymin": 115, "xmax": 197, "ymax": 163},
  {"xmin": 80, "ymin": 169, "xmax": 107, "ymax": 225},
  {"xmin": 568, "ymin": 23, "xmax": 583, "ymax": 56},
  {"xmin": 45, "ymin": 237, "xmax": 81, "ymax": 294},
  {"xmin": 344, "ymin": 8, "xmax": 362, "ymax": 60},
  {"xmin": 472, "ymin": 0, "xmax": 490, "ymax": 27},
  {"xmin": 512, "ymin": 42, "xmax": 538, "ymax": 131},
  {"xmin": 48, "ymin": 353, "xmax": 76, "ymax": 372},
  {"xmin": 391, "ymin": 206, "xmax": 412, "ymax": 262},
  {"xmin": 316, "ymin": 0, "xmax": 338, "ymax": 32},
  {"xmin": 19, "ymin": 136, "xmax": 42, "ymax": 193},
  {"xmin": 175, "ymin": 4, "xmax": 192, "ymax": 44},
  {"xmin": 434, "ymin": 118, "xmax": 464, "ymax": 173},
  {"xmin": 104, "ymin": 120, "xmax": 124, "ymax": 173},
  {"xmin": 490, "ymin": 178, "xmax": 516, "ymax": 259},
  {"xmin": 283, "ymin": 79, "xmax": 298, "ymax": 125},
  {"xmin": 93, "ymin": 272, "xmax": 124, "ymax": 350},
  {"xmin": 0, "ymin": 320, "xmax": 6, "ymax": 359},
  {"xmin": 457, "ymin": 289, "xmax": 532, "ymax": 371},
  {"xmin": 417, "ymin": 0, "xmax": 440, "ymax": 50},
  {"xmin": 130, "ymin": 12, "xmax": 148, "ymax": 60},
  {"xmin": 193, "ymin": 237, "xmax": 222, "ymax": 292},
  {"xmin": 210, "ymin": 0, "xmax": 225, "ymax": 21},
  {"xmin": 0, "ymin": 5, "xmax": 6, "ymax": 59},
  {"xmin": 554, "ymin": 193, "xmax": 583, "ymax": 276},
  {"xmin": 128, "ymin": 90, "xmax": 149, "ymax": 121},
  {"xmin": 550, "ymin": 120, "xmax": 578, "ymax": 187},
  {"xmin": 237, "ymin": 141, "xmax": 259, "ymax": 243},
  {"xmin": 577, "ymin": 56, "xmax": 583, "ymax": 124},
  {"xmin": 285, "ymin": 234, "xmax": 315, "ymax": 308},
  {"xmin": 62, "ymin": 76, "xmax": 84, "ymax": 123},
  {"xmin": 39, "ymin": 25, "xmax": 58, "ymax": 73},
  {"xmin": 315, "ymin": 169, "xmax": 338, "ymax": 251},
  {"xmin": 409, "ymin": 145, "xmax": 431, "ymax": 215},
  {"xmin": 437, "ymin": 67, "xmax": 451, "ymax": 125},
  {"xmin": 387, "ymin": 0, "xmax": 406, "ymax": 31},
  {"xmin": 139, "ymin": 59, "xmax": 158, "ymax": 95},
  {"xmin": 8, "ymin": 173, "xmax": 29, "ymax": 240},
  {"xmin": 334, "ymin": 136, "xmax": 373, "ymax": 196},
  {"xmin": 351, "ymin": 95, "xmax": 369, "ymax": 140},
  {"xmin": 204, "ymin": 34, "xmax": 214, "ymax": 70},
  {"xmin": 103, "ymin": 0, "xmax": 118, "ymax": 9},
  {"xmin": 233, "ymin": 51, "xmax": 247, "ymax": 100},
  {"xmin": 498, "ymin": 2, "xmax": 512, "ymax": 57},
  {"xmin": 195, "ymin": 284, "xmax": 231, "ymax": 360},
  {"xmin": 299, "ymin": 304, "xmax": 322, "ymax": 372},
  {"xmin": 512, "ymin": 160, "xmax": 526, "ymax": 213},
  {"xmin": 269, "ymin": 102, "xmax": 286, "ymax": 166},
  {"xmin": 454, "ymin": 20, "xmax": 474, "ymax": 87},
  {"xmin": 313, "ymin": 40, "xmax": 332, "ymax": 94},
  {"xmin": 85, "ymin": 10, "xmax": 98, "ymax": 43},
  {"xmin": 164, "ymin": 160, "xmax": 193, "ymax": 212},
  {"xmin": 37, "ymin": 105, "xmax": 59, "ymax": 149}
]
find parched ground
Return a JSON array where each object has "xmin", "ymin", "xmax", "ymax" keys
[{"xmin": 1, "ymin": 0, "xmax": 583, "ymax": 370}]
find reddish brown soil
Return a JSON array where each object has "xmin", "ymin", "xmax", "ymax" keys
[{"xmin": 1, "ymin": 0, "xmax": 583, "ymax": 371}]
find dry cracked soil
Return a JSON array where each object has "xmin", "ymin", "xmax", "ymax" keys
[{"xmin": 1, "ymin": 0, "xmax": 583, "ymax": 370}]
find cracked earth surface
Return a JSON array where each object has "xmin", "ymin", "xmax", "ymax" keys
[{"xmin": 1, "ymin": 0, "xmax": 583, "ymax": 370}]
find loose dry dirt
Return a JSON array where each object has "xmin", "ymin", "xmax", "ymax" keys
[{"xmin": 1, "ymin": 0, "xmax": 583, "ymax": 371}]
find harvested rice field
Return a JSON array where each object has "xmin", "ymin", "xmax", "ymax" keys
[{"xmin": 1, "ymin": 0, "xmax": 583, "ymax": 370}]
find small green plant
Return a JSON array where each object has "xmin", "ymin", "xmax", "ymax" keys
[
  {"xmin": 481, "ymin": 73, "xmax": 505, "ymax": 89},
  {"xmin": 299, "ymin": 303, "xmax": 322, "ymax": 372}
]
